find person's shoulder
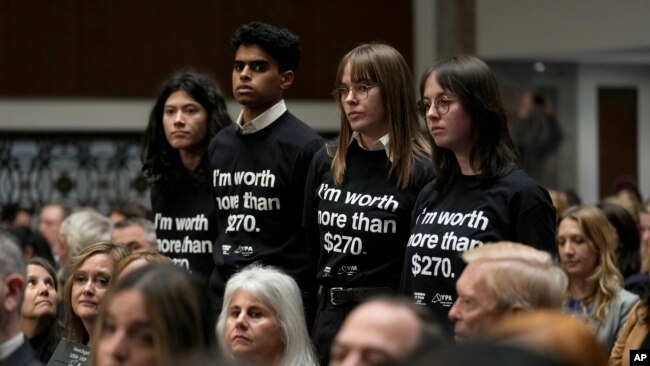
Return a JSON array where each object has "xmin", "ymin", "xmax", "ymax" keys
[
  {"xmin": 498, "ymin": 168, "xmax": 549, "ymax": 194},
  {"xmin": 213, "ymin": 124, "xmax": 237, "ymax": 138},
  {"xmin": 617, "ymin": 288, "xmax": 640, "ymax": 305},
  {"xmin": 278, "ymin": 111, "xmax": 320, "ymax": 136},
  {"xmin": 4, "ymin": 337, "xmax": 44, "ymax": 366}
]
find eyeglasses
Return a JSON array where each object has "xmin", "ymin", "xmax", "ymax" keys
[
  {"xmin": 416, "ymin": 96, "xmax": 457, "ymax": 117},
  {"xmin": 332, "ymin": 83, "xmax": 376, "ymax": 101}
]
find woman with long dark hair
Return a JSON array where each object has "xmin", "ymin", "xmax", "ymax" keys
[
  {"xmin": 400, "ymin": 55, "xmax": 556, "ymax": 333},
  {"xmin": 142, "ymin": 70, "xmax": 232, "ymax": 280}
]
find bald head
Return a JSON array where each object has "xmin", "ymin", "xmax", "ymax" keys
[{"xmin": 330, "ymin": 299, "xmax": 423, "ymax": 366}]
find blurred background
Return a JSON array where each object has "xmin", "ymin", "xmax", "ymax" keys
[{"xmin": 1, "ymin": 0, "xmax": 649, "ymax": 214}]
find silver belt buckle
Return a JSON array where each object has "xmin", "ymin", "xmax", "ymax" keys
[{"xmin": 330, "ymin": 287, "xmax": 343, "ymax": 305}]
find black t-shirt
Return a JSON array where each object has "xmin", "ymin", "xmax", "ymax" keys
[
  {"xmin": 208, "ymin": 111, "xmax": 323, "ymax": 304},
  {"xmin": 304, "ymin": 143, "xmax": 435, "ymax": 291},
  {"xmin": 400, "ymin": 169, "xmax": 556, "ymax": 330},
  {"xmin": 150, "ymin": 161, "xmax": 216, "ymax": 282}
]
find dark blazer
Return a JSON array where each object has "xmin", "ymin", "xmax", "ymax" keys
[{"xmin": 0, "ymin": 337, "xmax": 43, "ymax": 366}]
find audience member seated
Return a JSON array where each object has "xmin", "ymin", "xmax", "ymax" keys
[
  {"xmin": 558, "ymin": 205, "xmax": 639, "ymax": 353},
  {"xmin": 38, "ymin": 202, "xmax": 71, "ymax": 261},
  {"xmin": 108, "ymin": 202, "xmax": 153, "ymax": 223},
  {"xmin": 611, "ymin": 175, "xmax": 643, "ymax": 217},
  {"xmin": 639, "ymin": 202, "xmax": 650, "ymax": 275},
  {"xmin": 448, "ymin": 241, "xmax": 567, "ymax": 342},
  {"xmin": 113, "ymin": 251, "xmax": 170, "ymax": 279},
  {"xmin": 598, "ymin": 201, "xmax": 645, "ymax": 295},
  {"xmin": 1, "ymin": 203, "xmax": 33, "ymax": 229},
  {"xmin": 20, "ymin": 258, "xmax": 63, "ymax": 364},
  {"xmin": 9, "ymin": 226, "xmax": 56, "ymax": 268},
  {"xmin": 57, "ymin": 210, "xmax": 113, "ymax": 277},
  {"xmin": 548, "ymin": 189, "xmax": 569, "ymax": 222},
  {"xmin": 610, "ymin": 282, "xmax": 650, "ymax": 366},
  {"xmin": 0, "ymin": 232, "xmax": 42, "ymax": 365},
  {"xmin": 92, "ymin": 264, "xmax": 215, "ymax": 366},
  {"xmin": 62, "ymin": 241, "xmax": 130, "ymax": 345},
  {"xmin": 409, "ymin": 342, "xmax": 561, "ymax": 366},
  {"xmin": 112, "ymin": 218, "xmax": 157, "ymax": 253},
  {"xmin": 216, "ymin": 264, "xmax": 317, "ymax": 366},
  {"xmin": 330, "ymin": 297, "xmax": 444, "ymax": 366},
  {"xmin": 488, "ymin": 310, "xmax": 607, "ymax": 366}
]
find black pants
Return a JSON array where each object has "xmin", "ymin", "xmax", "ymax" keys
[{"xmin": 311, "ymin": 299, "xmax": 358, "ymax": 366}]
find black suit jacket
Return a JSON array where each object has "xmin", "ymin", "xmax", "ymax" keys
[{"xmin": 0, "ymin": 337, "xmax": 43, "ymax": 366}]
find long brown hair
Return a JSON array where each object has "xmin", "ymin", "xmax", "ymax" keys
[
  {"xmin": 419, "ymin": 55, "xmax": 518, "ymax": 193},
  {"xmin": 330, "ymin": 43, "xmax": 430, "ymax": 189}
]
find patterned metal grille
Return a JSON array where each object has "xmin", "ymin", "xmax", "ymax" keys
[{"xmin": 0, "ymin": 132, "xmax": 149, "ymax": 214}]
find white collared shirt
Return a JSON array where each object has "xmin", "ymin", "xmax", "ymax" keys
[
  {"xmin": 235, "ymin": 100, "xmax": 287, "ymax": 135},
  {"xmin": 0, "ymin": 332, "xmax": 25, "ymax": 361},
  {"xmin": 350, "ymin": 131, "xmax": 392, "ymax": 162}
]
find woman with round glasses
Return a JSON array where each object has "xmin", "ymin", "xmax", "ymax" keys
[
  {"xmin": 303, "ymin": 42, "xmax": 433, "ymax": 365},
  {"xmin": 400, "ymin": 54, "xmax": 556, "ymax": 333}
]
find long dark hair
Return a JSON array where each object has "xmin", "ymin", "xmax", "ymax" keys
[
  {"xmin": 141, "ymin": 70, "xmax": 232, "ymax": 191},
  {"xmin": 419, "ymin": 55, "xmax": 518, "ymax": 192},
  {"xmin": 597, "ymin": 201, "xmax": 641, "ymax": 278}
]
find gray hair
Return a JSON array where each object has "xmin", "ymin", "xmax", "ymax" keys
[
  {"xmin": 462, "ymin": 241, "xmax": 568, "ymax": 311},
  {"xmin": 60, "ymin": 210, "xmax": 113, "ymax": 261},
  {"xmin": 114, "ymin": 218, "xmax": 157, "ymax": 248},
  {"xmin": 0, "ymin": 232, "xmax": 26, "ymax": 279},
  {"xmin": 216, "ymin": 264, "xmax": 317, "ymax": 366}
]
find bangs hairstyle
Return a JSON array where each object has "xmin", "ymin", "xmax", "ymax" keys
[
  {"xmin": 141, "ymin": 70, "xmax": 232, "ymax": 190},
  {"xmin": 419, "ymin": 54, "xmax": 518, "ymax": 192},
  {"xmin": 330, "ymin": 43, "xmax": 431, "ymax": 189},
  {"xmin": 558, "ymin": 205, "xmax": 623, "ymax": 323}
]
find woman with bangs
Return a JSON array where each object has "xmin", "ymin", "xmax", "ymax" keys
[
  {"xmin": 303, "ymin": 42, "xmax": 434, "ymax": 364},
  {"xmin": 557, "ymin": 205, "xmax": 638, "ymax": 353},
  {"xmin": 400, "ymin": 55, "xmax": 556, "ymax": 334}
]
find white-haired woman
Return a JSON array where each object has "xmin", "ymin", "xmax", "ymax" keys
[{"xmin": 216, "ymin": 264, "xmax": 317, "ymax": 366}]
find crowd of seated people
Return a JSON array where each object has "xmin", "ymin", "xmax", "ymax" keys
[
  {"xmin": 1, "ymin": 187, "xmax": 650, "ymax": 366},
  {"xmin": 2, "ymin": 23, "xmax": 650, "ymax": 365}
]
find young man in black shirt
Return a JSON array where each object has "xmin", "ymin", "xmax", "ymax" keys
[{"xmin": 208, "ymin": 22, "xmax": 322, "ymax": 316}]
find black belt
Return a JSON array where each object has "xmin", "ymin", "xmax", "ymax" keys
[{"xmin": 319, "ymin": 286, "xmax": 393, "ymax": 306}]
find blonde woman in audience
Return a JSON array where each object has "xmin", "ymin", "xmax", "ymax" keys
[
  {"xmin": 557, "ymin": 205, "xmax": 639, "ymax": 353},
  {"xmin": 216, "ymin": 264, "xmax": 317, "ymax": 366},
  {"xmin": 62, "ymin": 241, "xmax": 130, "ymax": 345},
  {"xmin": 92, "ymin": 264, "xmax": 215, "ymax": 366}
]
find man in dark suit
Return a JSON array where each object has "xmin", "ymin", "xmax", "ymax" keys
[{"xmin": 0, "ymin": 231, "xmax": 42, "ymax": 366}]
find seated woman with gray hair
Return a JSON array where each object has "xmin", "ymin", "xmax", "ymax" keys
[{"xmin": 216, "ymin": 264, "xmax": 317, "ymax": 366}]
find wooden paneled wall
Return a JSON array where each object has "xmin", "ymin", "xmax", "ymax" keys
[{"xmin": 0, "ymin": 1, "xmax": 412, "ymax": 99}]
